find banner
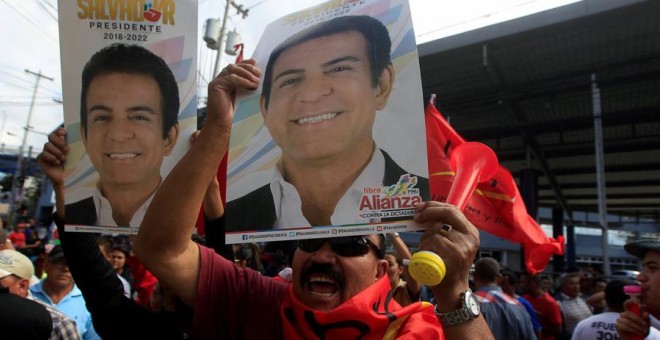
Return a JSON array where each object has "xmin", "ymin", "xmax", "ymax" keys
[
  {"xmin": 58, "ymin": 0, "xmax": 197, "ymax": 234},
  {"xmin": 224, "ymin": 0, "xmax": 429, "ymax": 243}
]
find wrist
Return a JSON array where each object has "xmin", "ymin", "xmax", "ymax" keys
[
  {"xmin": 435, "ymin": 289, "xmax": 481, "ymax": 326},
  {"xmin": 432, "ymin": 283, "xmax": 470, "ymax": 312}
]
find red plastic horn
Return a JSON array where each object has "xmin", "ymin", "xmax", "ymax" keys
[
  {"xmin": 408, "ymin": 142, "xmax": 499, "ymax": 287},
  {"xmin": 446, "ymin": 142, "xmax": 499, "ymax": 210}
]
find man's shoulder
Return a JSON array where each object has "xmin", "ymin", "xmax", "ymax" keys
[
  {"xmin": 64, "ymin": 197, "xmax": 97, "ymax": 225},
  {"xmin": 394, "ymin": 303, "xmax": 444, "ymax": 338},
  {"xmin": 380, "ymin": 149, "xmax": 429, "ymax": 198},
  {"xmin": 477, "ymin": 287, "xmax": 521, "ymax": 306},
  {"xmin": 0, "ymin": 292, "xmax": 53, "ymax": 338},
  {"xmin": 32, "ymin": 297, "xmax": 80, "ymax": 329},
  {"xmin": 29, "ymin": 280, "xmax": 46, "ymax": 295},
  {"xmin": 225, "ymin": 184, "xmax": 277, "ymax": 231}
]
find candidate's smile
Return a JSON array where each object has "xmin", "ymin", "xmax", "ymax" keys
[
  {"xmin": 294, "ymin": 111, "xmax": 341, "ymax": 125},
  {"xmin": 106, "ymin": 152, "xmax": 140, "ymax": 160}
]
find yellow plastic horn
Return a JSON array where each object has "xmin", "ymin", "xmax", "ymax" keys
[
  {"xmin": 407, "ymin": 251, "xmax": 447, "ymax": 286},
  {"xmin": 407, "ymin": 142, "xmax": 499, "ymax": 286}
]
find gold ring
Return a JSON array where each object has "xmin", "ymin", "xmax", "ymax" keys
[{"xmin": 439, "ymin": 223, "xmax": 452, "ymax": 237}]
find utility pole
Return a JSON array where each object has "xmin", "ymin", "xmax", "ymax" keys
[
  {"xmin": 211, "ymin": 0, "xmax": 249, "ymax": 78},
  {"xmin": 8, "ymin": 69, "xmax": 53, "ymax": 225}
]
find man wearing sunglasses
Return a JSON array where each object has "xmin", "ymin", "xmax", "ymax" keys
[{"xmin": 134, "ymin": 55, "xmax": 493, "ymax": 338}]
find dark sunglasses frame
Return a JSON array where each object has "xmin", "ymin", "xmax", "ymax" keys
[{"xmin": 298, "ymin": 236, "xmax": 385, "ymax": 259}]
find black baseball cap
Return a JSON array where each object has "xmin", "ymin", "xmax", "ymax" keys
[
  {"xmin": 624, "ymin": 239, "xmax": 660, "ymax": 259},
  {"xmin": 47, "ymin": 245, "xmax": 65, "ymax": 262}
]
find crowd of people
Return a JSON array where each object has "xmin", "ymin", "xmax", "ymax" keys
[
  {"xmin": 2, "ymin": 209, "xmax": 659, "ymax": 340},
  {"xmin": 1, "ymin": 13, "xmax": 658, "ymax": 340}
]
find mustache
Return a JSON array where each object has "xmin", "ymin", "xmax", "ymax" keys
[{"xmin": 300, "ymin": 263, "xmax": 344, "ymax": 290}]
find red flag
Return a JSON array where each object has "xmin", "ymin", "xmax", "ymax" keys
[
  {"xmin": 234, "ymin": 43, "xmax": 244, "ymax": 63},
  {"xmin": 281, "ymin": 276, "xmax": 444, "ymax": 339},
  {"xmin": 425, "ymin": 96, "xmax": 564, "ymax": 274}
]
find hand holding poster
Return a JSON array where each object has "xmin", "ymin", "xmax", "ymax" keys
[
  {"xmin": 225, "ymin": 0, "xmax": 429, "ymax": 244},
  {"xmin": 57, "ymin": 0, "xmax": 197, "ymax": 234}
]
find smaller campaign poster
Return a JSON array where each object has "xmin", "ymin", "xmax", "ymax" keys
[
  {"xmin": 58, "ymin": 0, "xmax": 197, "ymax": 234},
  {"xmin": 225, "ymin": 0, "xmax": 429, "ymax": 244}
]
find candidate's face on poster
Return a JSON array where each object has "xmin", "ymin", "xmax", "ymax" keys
[
  {"xmin": 260, "ymin": 30, "xmax": 393, "ymax": 164},
  {"xmin": 82, "ymin": 73, "xmax": 178, "ymax": 191}
]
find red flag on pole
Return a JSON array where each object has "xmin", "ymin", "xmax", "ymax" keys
[
  {"xmin": 234, "ymin": 43, "xmax": 244, "ymax": 63},
  {"xmin": 425, "ymin": 95, "xmax": 564, "ymax": 274}
]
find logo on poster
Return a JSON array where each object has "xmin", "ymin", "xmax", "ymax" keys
[
  {"xmin": 281, "ymin": 0, "xmax": 364, "ymax": 26},
  {"xmin": 358, "ymin": 174, "xmax": 422, "ymax": 219},
  {"xmin": 77, "ymin": 0, "xmax": 176, "ymax": 27}
]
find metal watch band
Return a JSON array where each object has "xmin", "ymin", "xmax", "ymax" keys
[{"xmin": 436, "ymin": 306, "xmax": 471, "ymax": 326}]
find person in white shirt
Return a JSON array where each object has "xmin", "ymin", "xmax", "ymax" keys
[
  {"xmin": 573, "ymin": 279, "xmax": 660, "ymax": 340},
  {"xmin": 616, "ymin": 240, "xmax": 660, "ymax": 340}
]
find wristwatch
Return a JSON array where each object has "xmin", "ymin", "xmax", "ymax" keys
[{"xmin": 435, "ymin": 289, "xmax": 480, "ymax": 326}]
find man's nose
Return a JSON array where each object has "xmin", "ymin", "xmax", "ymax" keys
[
  {"xmin": 297, "ymin": 77, "xmax": 332, "ymax": 102},
  {"xmin": 310, "ymin": 242, "xmax": 338, "ymax": 264},
  {"xmin": 108, "ymin": 117, "xmax": 135, "ymax": 141}
]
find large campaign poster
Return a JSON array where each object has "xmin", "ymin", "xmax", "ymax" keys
[
  {"xmin": 58, "ymin": 0, "xmax": 197, "ymax": 234},
  {"xmin": 225, "ymin": 0, "xmax": 428, "ymax": 244}
]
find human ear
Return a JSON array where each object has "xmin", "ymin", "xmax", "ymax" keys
[
  {"xmin": 80, "ymin": 125, "xmax": 88, "ymax": 149},
  {"xmin": 376, "ymin": 259, "xmax": 388, "ymax": 281},
  {"xmin": 259, "ymin": 95, "xmax": 268, "ymax": 120},
  {"xmin": 163, "ymin": 123, "xmax": 180, "ymax": 156},
  {"xmin": 374, "ymin": 63, "xmax": 395, "ymax": 111}
]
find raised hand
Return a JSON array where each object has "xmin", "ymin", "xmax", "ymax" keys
[
  {"xmin": 37, "ymin": 127, "xmax": 68, "ymax": 187},
  {"xmin": 205, "ymin": 59, "xmax": 261, "ymax": 137}
]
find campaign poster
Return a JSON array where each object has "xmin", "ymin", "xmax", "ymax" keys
[
  {"xmin": 58, "ymin": 0, "xmax": 197, "ymax": 234},
  {"xmin": 225, "ymin": 0, "xmax": 428, "ymax": 244}
]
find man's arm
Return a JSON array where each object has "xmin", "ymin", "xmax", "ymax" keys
[
  {"xmin": 187, "ymin": 130, "xmax": 233, "ymax": 260},
  {"xmin": 203, "ymin": 175, "xmax": 235, "ymax": 261},
  {"xmin": 37, "ymin": 128, "xmax": 185, "ymax": 339},
  {"xmin": 133, "ymin": 60, "xmax": 260, "ymax": 307},
  {"xmin": 389, "ymin": 233, "xmax": 422, "ymax": 299},
  {"xmin": 414, "ymin": 201, "xmax": 494, "ymax": 340}
]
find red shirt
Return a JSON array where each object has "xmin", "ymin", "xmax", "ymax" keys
[
  {"xmin": 524, "ymin": 292, "xmax": 562, "ymax": 340},
  {"xmin": 192, "ymin": 245, "xmax": 443, "ymax": 339},
  {"xmin": 126, "ymin": 255, "xmax": 157, "ymax": 306},
  {"xmin": 8, "ymin": 231, "xmax": 26, "ymax": 248}
]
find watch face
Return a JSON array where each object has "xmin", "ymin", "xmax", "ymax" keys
[{"xmin": 465, "ymin": 292, "xmax": 480, "ymax": 316}]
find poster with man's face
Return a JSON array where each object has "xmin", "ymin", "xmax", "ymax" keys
[
  {"xmin": 58, "ymin": 0, "xmax": 197, "ymax": 234},
  {"xmin": 226, "ymin": 0, "xmax": 429, "ymax": 244}
]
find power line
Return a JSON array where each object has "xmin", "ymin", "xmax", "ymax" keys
[
  {"xmin": 1, "ymin": 0, "xmax": 58, "ymax": 43},
  {"xmin": 0, "ymin": 69, "xmax": 36, "ymax": 87},
  {"xmin": 36, "ymin": 0, "xmax": 57, "ymax": 22},
  {"xmin": 246, "ymin": 0, "xmax": 268, "ymax": 10},
  {"xmin": 0, "ymin": 101, "xmax": 63, "ymax": 107},
  {"xmin": 40, "ymin": 0, "xmax": 57, "ymax": 11}
]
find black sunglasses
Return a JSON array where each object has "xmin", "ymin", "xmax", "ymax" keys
[{"xmin": 298, "ymin": 236, "xmax": 385, "ymax": 259}]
